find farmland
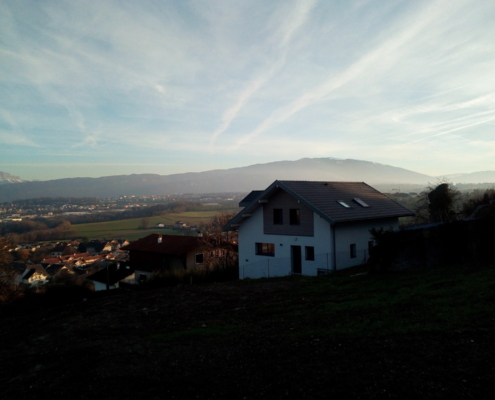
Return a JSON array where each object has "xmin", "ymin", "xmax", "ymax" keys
[{"xmin": 72, "ymin": 210, "xmax": 237, "ymax": 241}]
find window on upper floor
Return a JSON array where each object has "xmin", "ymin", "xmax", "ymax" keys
[
  {"xmin": 353, "ymin": 198, "xmax": 370, "ymax": 207},
  {"xmin": 273, "ymin": 208, "xmax": 283, "ymax": 225},
  {"xmin": 337, "ymin": 200, "xmax": 351, "ymax": 208},
  {"xmin": 289, "ymin": 209, "xmax": 300, "ymax": 225},
  {"xmin": 195, "ymin": 253, "xmax": 204, "ymax": 264}
]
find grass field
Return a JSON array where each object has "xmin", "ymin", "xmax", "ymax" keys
[
  {"xmin": 2, "ymin": 263, "xmax": 495, "ymax": 398},
  {"xmin": 72, "ymin": 210, "xmax": 235, "ymax": 240}
]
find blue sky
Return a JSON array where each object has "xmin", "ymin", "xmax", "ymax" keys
[{"xmin": 1, "ymin": 0, "xmax": 495, "ymax": 180}]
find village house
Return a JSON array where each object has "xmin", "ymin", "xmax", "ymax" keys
[
  {"xmin": 21, "ymin": 264, "xmax": 49, "ymax": 286},
  {"xmin": 122, "ymin": 234, "xmax": 205, "ymax": 283},
  {"xmin": 223, "ymin": 180, "xmax": 414, "ymax": 279},
  {"xmin": 88, "ymin": 262, "xmax": 134, "ymax": 291}
]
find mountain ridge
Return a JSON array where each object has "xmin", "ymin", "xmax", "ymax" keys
[{"xmin": 0, "ymin": 158, "xmax": 494, "ymax": 202}]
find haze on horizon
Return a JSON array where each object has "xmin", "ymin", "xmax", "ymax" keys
[{"xmin": 1, "ymin": 0, "xmax": 495, "ymax": 181}]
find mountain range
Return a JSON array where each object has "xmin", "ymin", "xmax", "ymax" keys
[{"xmin": 0, "ymin": 158, "xmax": 494, "ymax": 202}]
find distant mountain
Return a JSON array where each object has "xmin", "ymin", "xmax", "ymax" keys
[
  {"xmin": 442, "ymin": 171, "xmax": 495, "ymax": 184},
  {"xmin": 1, "ymin": 157, "xmax": 492, "ymax": 202},
  {"xmin": 0, "ymin": 171, "xmax": 22, "ymax": 185}
]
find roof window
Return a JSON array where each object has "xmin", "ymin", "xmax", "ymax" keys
[
  {"xmin": 353, "ymin": 198, "xmax": 370, "ymax": 207},
  {"xmin": 337, "ymin": 200, "xmax": 351, "ymax": 208}
]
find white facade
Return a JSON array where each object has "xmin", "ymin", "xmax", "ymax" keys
[{"xmin": 238, "ymin": 206, "xmax": 398, "ymax": 279}]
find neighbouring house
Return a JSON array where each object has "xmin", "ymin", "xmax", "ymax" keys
[
  {"xmin": 50, "ymin": 243, "xmax": 68, "ymax": 257},
  {"xmin": 86, "ymin": 240, "xmax": 106, "ymax": 255},
  {"xmin": 88, "ymin": 263, "xmax": 134, "ymax": 291},
  {"xmin": 21, "ymin": 264, "xmax": 49, "ymax": 286},
  {"xmin": 122, "ymin": 234, "xmax": 205, "ymax": 283},
  {"xmin": 102, "ymin": 239, "xmax": 130, "ymax": 254},
  {"xmin": 223, "ymin": 180, "xmax": 414, "ymax": 279}
]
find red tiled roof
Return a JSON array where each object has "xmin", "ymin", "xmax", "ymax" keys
[{"xmin": 42, "ymin": 257, "xmax": 62, "ymax": 264}]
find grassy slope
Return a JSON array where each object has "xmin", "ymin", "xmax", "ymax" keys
[{"xmin": 2, "ymin": 263, "xmax": 494, "ymax": 398}]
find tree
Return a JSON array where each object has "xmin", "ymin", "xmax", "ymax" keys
[
  {"xmin": 462, "ymin": 188, "xmax": 495, "ymax": 218},
  {"xmin": 415, "ymin": 181, "xmax": 461, "ymax": 223},
  {"xmin": 198, "ymin": 212, "xmax": 238, "ymax": 269},
  {"xmin": 138, "ymin": 217, "xmax": 151, "ymax": 229},
  {"xmin": 0, "ymin": 237, "xmax": 18, "ymax": 302}
]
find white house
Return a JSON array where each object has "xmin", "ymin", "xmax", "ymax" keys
[{"xmin": 223, "ymin": 180, "xmax": 414, "ymax": 279}]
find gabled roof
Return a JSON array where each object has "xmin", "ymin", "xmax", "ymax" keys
[
  {"xmin": 239, "ymin": 190, "xmax": 264, "ymax": 207},
  {"xmin": 22, "ymin": 264, "xmax": 48, "ymax": 280},
  {"xmin": 223, "ymin": 180, "xmax": 414, "ymax": 230},
  {"xmin": 122, "ymin": 234, "xmax": 202, "ymax": 255},
  {"xmin": 88, "ymin": 264, "xmax": 134, "ymax": 285}
]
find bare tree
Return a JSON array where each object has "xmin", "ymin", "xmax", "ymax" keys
[
  {"xmin": 139, "ymin": 217, "xmax": 151, "ymax": 229},
  {"xmin": 415, "ymin": 180, "xmax": 461, "ymax": 224},
  {"xmin": 199, "ymin": 212, "xmax": 238, "ymax": 269},
  {"xmin": 0, "ymin": 237, "xmax": 19, "ymax": 302}
]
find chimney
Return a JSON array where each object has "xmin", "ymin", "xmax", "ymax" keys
[{"xmin": 158, "ymin": 235, "xmax": 162, "ymax": 244}]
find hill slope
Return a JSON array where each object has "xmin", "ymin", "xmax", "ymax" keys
[{"xmin": 1, "ymin": 264, "xmax": 494, "ymax": 399}]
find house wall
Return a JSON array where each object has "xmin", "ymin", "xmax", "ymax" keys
[
  {"xmin": 263, "ymin": 190, "xmax": 314, "ymax": 236},
  {"xmin": 186, "ymin": 250, "xmax": 204, "ymax": 270},
  {"xmin": 333, "ymin": 218, "xmax": 399, "ymax": 270},
  {"xmin": 238, "ymin": 207, "xmax": 332, "ymax": 279},
  {"xmin": 94, "ymin": 281, "xmax": 117, "ymax": 291},
  {"xmin": 238, "ymin": 207, "xmax": 400, "ymax": 278},
  {"xmin": 129, "ymin": 251, "xmax": 186, "ymax": 272}
]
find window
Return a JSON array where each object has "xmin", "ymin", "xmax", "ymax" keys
[
  {"xmin": 139, "ymin": 274, "xmax": 148, "ymax": 283},
  {"xmin": 350, "ymin": 244, "xmax": 357, "ymax": 258},
  {"xmin": 273, "ymin": 208, "xmax": 283, "ymax": 225},
  {"xmin": 256, "ymin": 242, "xmax": 275, "ymax": 256},
  {"xmin": 305, "ymin": 246, "xmax": 315, "ymax": 261},
  {"xmin": 353, "ymin": 198, "xmax": 370, "ymax": 207},
  {"xmin": 368, "ymin": 241, "xmax": 374, "ymax": 256},
  {"xmin": 337, "ymin": 200, "xmax": 351, "ymax": 208},
  {"xmin": 195, "ymin": 253, "xmax": 204, "ymax": 264},
  {"xmin": 289, "ymin": 209, "xmax": 300, "ymax": 225}
]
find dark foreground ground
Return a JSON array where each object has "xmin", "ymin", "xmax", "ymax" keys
[{"xmin": 1, "ymin": 268, "xmax": 495, "ymax": 399}]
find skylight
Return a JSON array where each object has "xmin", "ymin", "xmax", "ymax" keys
[
  {"xmin": 337, "ymin": 200, "xmax": 350, "ymax": 208},
  {"xmin": 353, "ymin": 198, "xmax": 370, "ymax": 207}
]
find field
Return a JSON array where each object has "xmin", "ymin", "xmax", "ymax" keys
[
  {"xmin": 1, "ymin": 263, "xmax": 495, "ymax": 399},
  {"xmin": 72, "ymin": 210, "xmax": 235, "ymax": 240}
]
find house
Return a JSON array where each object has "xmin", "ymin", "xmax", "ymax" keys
[
  {"xmin": 102, "ymin": 239, "xmax": 130, "ymax": 254},
  {"xmin": 122, "ymin": 234, "xmax": 205, "ymax": 283},
  {"xmin": 21, "ymin": 264, "xmax": 49, "ymax": 286},
  {"xmin": 50, "ymin": 243, "xmax": 68, "ymax": 257},
  {"xmin": 223, "ymin": 180, "xmax": 414, "ymax": 279},
  {"xmin": 88, "ymin": 262, "xmax": 134, "ymax": 291}
]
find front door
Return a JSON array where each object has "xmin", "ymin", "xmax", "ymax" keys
[{"xmin": 291, "ymin": 245, "xmax": 302, "ymax": 274}]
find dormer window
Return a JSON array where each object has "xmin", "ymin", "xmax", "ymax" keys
[
  {"xmin": 337, "ymin": 200, "xmax": 350, "ymax": 208},
  {"xmin": 273, "ymin": 209, "xmax": 283, "ymax": 225},
  {"xmin": 353, "ymin": 198, "xmax": 369, "ymax": 207},
  {"xmin": 289, "ymin": 209, "xmax": 300, "ymax": 225}
]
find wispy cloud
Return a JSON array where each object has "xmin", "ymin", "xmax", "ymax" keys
[
  {"xmin": 2, "ymin": 0, "xmax": 495, "ymax": 179},
  {"xmin": 209, "ymin": 0, "xmax": 317, "ymax": 146}
]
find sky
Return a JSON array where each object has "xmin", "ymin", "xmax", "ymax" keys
[{"xmin": 1, "ymin": 0, "xmax": 495, "ymax": 181}]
